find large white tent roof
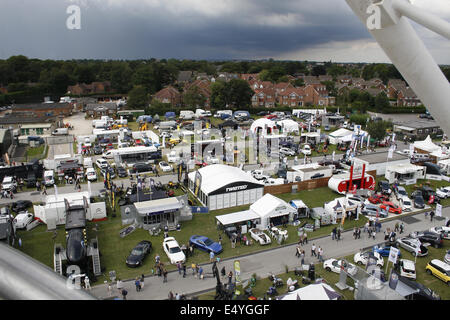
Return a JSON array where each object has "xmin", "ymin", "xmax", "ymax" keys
[
  {"xmin": 413, "ymin": 135, "xmax": 441, "ymax": 153},
  {"xmin": 277, "ymin": 119, "xmax": 299, "ymax": 133},
  {"xmin": 215, "ymin": 210, "xmax": 260, "ymax": 226},
  {"xmin": 250, "ymin": 193, "xmax": 296, "ymax": 219},
  {"xmin": 188, "ymin": 164, "xmax": 263, "ymax": 195},
  {"xmin": 329, "ymin": 128, "xmax": 353, "ymax": 138},
  {"xmin": 278, "ymin": 283, "xmax": 341, "ymax": 300},
  {"xmin": 250, "ymin": 118, "xmax": 277, "ymax": 135}
]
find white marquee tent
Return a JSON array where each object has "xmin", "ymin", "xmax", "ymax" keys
[{"xmin": 277, "ymin": 283, "xmax": 341, "ymax": 300}]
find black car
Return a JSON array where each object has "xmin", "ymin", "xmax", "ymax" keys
[
  {"xmin": 420, "ymin": 186, "xmax": 436, "ymax": 201},
  {"xmin": 224, "ymin": 226, "xmax": 238, "ymax": 239},
  {"xmin": 378, "ymin": 181, "xmax": 391, "ymax": 195},
  {"xmin": 396, "ymin": 273, "xmax": 440, "ymax": 300},
  {"xmin": 410, "ymin": 231, "xmax": 443, "ymax": 248},
  {"xmin": 132, "ymin": 163, "xmax": 153, "ymax": 174},
  {"xmin": 117, "ymin": 166, "xmax": 128, "ymax": 178},
  {"xmin": 126, "ymin": 240, "xmax": 152, "ymax": 267},
  {"xmin": 257, "ymin": 111, "xmax": 269, "ymax": 116},
  {"xmin": 93, "ymin": 145, "xmax": 103, "ymax": 155},
  {"xmin": 10, "ymin": 200, "xmax": 33, "ymax": 213},
  {"xmin": 26, "ymin": 171, "xmax": 37, "ymax": 188},
  {"xmin": 413, "ymin": 194, "xmax": 425, "ymax": 209}
]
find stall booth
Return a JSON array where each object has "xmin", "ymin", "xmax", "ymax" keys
[
  {"xmin": 33, "ymin": 192, "xmax": 107, "ymax": 227},
  {"xmin": 289, "ymin": 200, "xmax": 310, "ymax": 219},
  {"xmin": 328, "ymin": 165, "xmax": 375, "ymax": 195},
  {"xmin": 215, "ymin": 210, "xmax": 261, "ymax": 233},
  {"xmin": 133, "ymin": 197, "xmax": 184, "ymax": 231},
  {"xmin": 249, "ymin": 194, "xmax": 297, "ymax": 229},
  {"xmin": 188, "ymin": 164, "xmax": 264, "ymax": 210},
  {"xmin": 385, "ymin": 163, "xmax": 426, "ymax": 185},
  {"xmin": 324, "ymin": 197, "xmax": 359, "ymax": 223}
]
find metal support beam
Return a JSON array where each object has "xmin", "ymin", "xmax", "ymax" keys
[{"xmin": 346, "ymin": 0, "xmax": 450, "ymax": 135}]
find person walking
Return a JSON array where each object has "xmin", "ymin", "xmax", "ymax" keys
[
  {"xmin": 42, "ymin": 185, "xmax": 47, "ymax": 195},
  {"xmin": 163, "ymin": 268, "xmax": 168, "ymax": 283},
  {"xmin": 332, "ymin": 227, "xmax": 337, "ymax": 241},
  {"xmin": 372, "ymin": 229, "xmax": 376, "ymax": 240},
  {"xmin": 311, "ymin": 243, "xmax": 317, "ymax": 257},
  {"xmin": 107, "ymin": 282, "xmax": 113, "ymax": 297},
  {"xmin": 182, "ymin": 263, "xmax": 187, "ymax": 278},
  {"xmin": 430, "ymin": 210, "xmax": 435, "ymax": 222},
  {"xmin": 318, "ymin": 247, "xmax": 324, "ymax": 262},
  {"xmin": 84, "ymin": 276, "xmax": 91, "ymax": 290},
  {"xmin": 168, "ymin": 291, "xmax": 174, "ymax": 300},
  {"xmin": 228, "ymin": 271, "xmax": 233, "ymax": 286},
  {"xmin": 116, "ymin": 278, "xmax": 123, "ymax": 294},
  {"xmin": 303, "ymin": 232, "xmax": 308, "ymax": 244},
  {"xmin": 394, "ymin": 222, "xmax": 399, "ymax": 233},
  {"xmin": 191, "ymin": 263, "xmax": 197, "ymax": 277},
  {"xmin": 295, "ymin": 245, "xmax": 301, "ymax": 258},
  {"xmin": 121, "ymin": 288, "xmax": 128, "ymax": 300},
  {"xmin": 135, "ymin": 277, "xmax": 141, "ymax": 292},
  {"xmin": 337, "ymin": 228, "xmax": 341, "ymax": 241},
  {"xmin": 209, "ymin": 250, "xmax": 215, "ymax": 262},
  {"xmin": 199, "ymin": 266, "xmax": 204, "ymax": 280},
  {"xmin": 399, "ymin": 222, "xmax": 404, "ymax": 234},
  {"xmin": 177, "ymin": 262, "xmax": 182, "ymax": 275}
]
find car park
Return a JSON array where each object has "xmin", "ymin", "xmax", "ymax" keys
[
  {"xmin": 189, "ymin": 235, "xmax": 223, "ymax": 254},
  {"xmin": 398, "ymin": 259, "xmax": 416, "ymax": 280},
  {"xmin": 353, "ymin": 251, "xmax": 384, "ymax": 267},
  {"xmin": 323, "ymin": 259, "xmax": 358, "ymax": 276},
  {"xmin": 425, "ymin": 259, "xmax": 450, "ymax": 286},
  {"xmin": 409, "ymin": 231, "xmax": 443, "ymax": 248},
  {"xmin": 85, "ymin": 167, "xmax": 97, "ymax": 181},
  {"xmin": 396, "ymin": 237, "xmax": 428, "ymax": 257},
  {"xmin": 249, "ymin": 228, "xmax": 272, "ymax": 245},
  {"xmin": 159, "ymin": 161, "xmax": 173, "ymax": 173},
  {"xmin": 126, "ymin": 240, "xmax": 152, "ymax": 267},
  {"xmin": 429, "ymin": 226, "xmax": 450, "ymax": 240},
  {"xmin": 13, "ymin": 212, "xmax": 34, "ymax": 229},
  {"xmin": 163, "ymin": 237, "xmax": 186, "ymax": 264}
]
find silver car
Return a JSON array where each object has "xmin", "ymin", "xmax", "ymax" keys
[{"xmin": 396, "ymin": 237, "xmax": 428, "ymax": 257}]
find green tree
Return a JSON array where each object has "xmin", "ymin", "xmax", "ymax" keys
[
  {"xmin": 183, "ymin": 86, "xmax": 206, "ymax": 108},
  {"xmin": 311, "ymin": 65, "xmax": 326, "ymax": 76},
  {"xmin": 374, "ymin": 91, "xmax": 390, "ymax": 112},
  {"xmin": 211, "ymin": 79, "xmax": 253, "ymax": 109},
  {"xmin": 110, "ymin": 63, "xmax": 133, "ymax": 93},
  {"xmin": 366, "ymin": 120, "xmax": 392, "ymax": 142},
  {"xmin": 127, "ymin": 85, "xmax": 149, "ymax": 109}
]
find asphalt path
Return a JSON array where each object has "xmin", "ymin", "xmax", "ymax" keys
[{"xmin": 89, "ymin": 207, "xmax": 450, "ymax": 300}]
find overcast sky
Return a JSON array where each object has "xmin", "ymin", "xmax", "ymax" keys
[{"xmin": 0, "ymin": 0, "xmax": 448, "ymax": 64}]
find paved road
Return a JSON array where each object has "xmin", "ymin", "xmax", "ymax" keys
[{"xmin": 89, "ymin": 208, "xmax": 450, "ymax": 300}]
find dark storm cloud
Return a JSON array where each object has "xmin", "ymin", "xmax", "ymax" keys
[{"xmin": 0, "ymin": 0, "xmax": 448, "ymax": 63}]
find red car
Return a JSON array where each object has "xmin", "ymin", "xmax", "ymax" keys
[
  {"xmin": 380, "ymin": 201, "xmax": 402, "ymax": 214},
  {"xmin": 194, "ymin": 160, "xmax": 208, "ymax": 167},
  {"xmin": 368, "ymin": 194, "xmax": 389, "ymax": 204},
  {"xmin": 265, "ymin": 114, "xmax": 277, "ymax": 120}
]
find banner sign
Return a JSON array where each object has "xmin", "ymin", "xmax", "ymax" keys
[
  {"xmin": 388, "ymin": 246, "xmax": 400, "ymax": 264},
  {"xmin": 234, "ymin": 260, "xmax": 241, "ymax": 284},
  {"xmin": 436, "ymin": 204, "xmax": 442, "ymax": 217},
  {"xmin": 190, "ymin": 206, "xmax": 209, "ymax": 214}
]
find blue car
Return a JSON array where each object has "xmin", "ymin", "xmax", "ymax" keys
[
  {"xmin": 189, "ymin": 235, "xmax": 223, "ymax": 254},
  {"xmin": 373, "ymin": 245, "xmax": 402, "ymax": 258}
]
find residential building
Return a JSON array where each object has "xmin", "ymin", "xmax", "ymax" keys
[
  {"xmin": 393, "ymin": 120, "xmax": 443, "ymax": 140},
  {"xmin": 85, "ymin": 103, "xmax": 118, "ymax": 118},
  {"xmin": 184, "ymin": 79, "xmax": 212, "ymax": 109},
  {"xmin": 177, "ymin": 71, "xmax": 193, "ymax": 84},
  {"xmin": 67, "ymin": 81, "xmax": 112, "ymax": 95},
  {"xmin": 277, "ymin": 88, "xmax": 306, "ymax": 107},
  {"xmin": 252, "ymin": 88, "xmax": 277, "ymax": 108},
  {"xmin": 153, "ymin": 86, "xmax": 182, "ymax": 107}
]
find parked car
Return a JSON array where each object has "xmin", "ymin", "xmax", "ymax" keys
[
  {"xmin": 1, "ymin": 176, "xmax": 17, "ymax": 192},
  {"xmin": 100, "ymin": 166, "xmax": 116, "ymax": 179},
  {"xmin": 95, "ymin": 158, "xmax": 109, "ymax": 169},
  {"xmin": 361, "ymin": 204, "xmax": 388, "ymax": 218},
  {"xmin": 396, "ymin": 237, "xmax": 428, "ymax": 257},
  {"xmin": 394, "ymin": 186, "xmax": 409, "ymax": 200},
  {"xmin": 163, "ymin": 237, "xmax": 186, "ymax": 264},
  {"xmin": 409, "ymin": 231, "xmax": 444, "ymax": 248},
  {"xmin": 13, "ymin": 212, "xmax": 34, "ymax": 229},
  {"xmin": 116, "ymin": 166, "xmax": 128, "ymax": 178},
  {"xmin": 398, "ymin": 259, "xmax": 416, "ymax": 280},
  {"xmin": 380, "ymin": 201, "xmax": 402, "ymax": 214},
  {"xmin": 395, "ymin": 273, "xmax": 440, "ymax": 300},
  {"xmin": 425, "ymin": 259, "xmax": 450, "ymax": 286},
  {"xmin": 445, "ymin": 250, "xmax": 450, "ymax": 264},
  {"xmin": 323, "ymin": 259, "xmax": 358, "ymax": 276},
  {"xmin": 85, "ymin": 167, "xmax": 97, "ymax": 181},
  {"xmin": 26, "ymin": 171, "xmax": 37, "ymax": 188},
  {"xmin": 429, "ymin": 226, "xmax": 450, "ymax": 240},
  {"xmin": 300, "ymin": 144, "xmax": 312, "ymax": 156},
  {"xmin": 126, "ymin": 240, "xmax": 152, "ymax": 267},
  {"xmin": 189, "ymin": 235, "xmax": 223, "ymax": 254},
  {"xmin": 353, "ymin": 251, "xmax": 384, "ymax": 267},
  {"xmin": 279, "ymin": 147, "xmax": 296, "ymax": 157},
  {"xmin": 159, "ymin": 161, "xmax": 173, "ymax": 173},
  {"xmin": 398, "ymin": 196, "xmax": 413, "ymax": 212},
  {"xmin": 378, "ymin": 181, "xmax": 392, "ymax": 195},
  {"xmin": 224, "ymin": 226, "xmax": 238, "ymax": 239},
  {"xmin": 413, "ymin": 194, "xmax": 425, "ymax": 209},
  {"xmin": 167, "ymin": 151, "xmax": 180, "ymax": 163},
  {"xmin": 372, "ymin": 245, "xmax": 402, "ymax": 258},
  {"xmin": 131, "ymin": 163, "xmax": 153, "ymax": 174},
  {"xmin": 368, "ymin": 193, "xmax": 389, "ymax": 204},
  {"xmin": 93, "ymin": 145, "xmax": 103, "ymax": 155},
  {"xmin": 436, "ymin": 187, "xmax": 450, "ymax": 199},
  {"xmin": 249, "ymin": 228, "xmax": 272, "ymax": 245},
  {"xmin": 10, "ymin": 200, "xmax": 33, "ymax": 213}
]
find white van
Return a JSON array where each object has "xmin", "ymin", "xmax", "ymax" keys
[
  {"xmin": 180, "ymin": 110, "xmax": 195, "ymax": 120},
  {"xmin": 43, "ymin": 170, "xmax": 55, "ymax": 186},
  {"xmin": 51, "ymin": 128, "xmax": 68, "ymax": 136}
]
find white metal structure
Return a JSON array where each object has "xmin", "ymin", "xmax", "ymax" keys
[
  {"xmin": 346, "ymin": 0, "xmax": 450, "ymax": 135},
  {"xmin": 112, "ymin": 146, "xmax": 159, "ymax": 165}
]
